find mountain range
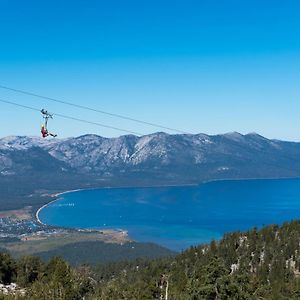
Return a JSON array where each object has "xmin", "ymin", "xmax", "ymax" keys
[
  {"xmin": 1, "ymin": 132, "xmax": 300, "ymax": 209},
  {"xmin": 1, "ymin": 132, "xmax": 300, "ymax": 180}
]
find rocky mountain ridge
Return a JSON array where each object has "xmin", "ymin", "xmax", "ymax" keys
[
  {"xmin": 1, "ymin": 132, "xmax": 300, "ymax": 211},
  {"xmin": 1, "ymin": 132, "xmax": 300, "ymax": 182}
]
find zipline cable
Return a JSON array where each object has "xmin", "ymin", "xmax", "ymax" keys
[
  {"xmin": 0, "ymin": 84, "xmax": 190, "ymax": 134},
  {"xmin": 0, "ymin": 98, "xmax": 143, "ymax": 136}
]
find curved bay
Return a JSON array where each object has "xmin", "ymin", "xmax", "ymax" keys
[{"xmin": 39, "ymin": 178, "xmax": 300, "ymax": 251}]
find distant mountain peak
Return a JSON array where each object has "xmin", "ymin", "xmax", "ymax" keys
[
  {"xmin": 246, "ymin": 132, "xmax": 265, "ymax": 137},
  {"xmin": 1, "ymin": 132, "xmax": 300, "ymax": 183}
]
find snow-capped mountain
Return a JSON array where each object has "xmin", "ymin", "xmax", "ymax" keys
[
  {"xmin": 0, "ymin": 136, "xmax": 59, "ymax": 151},
  {"xmin": 1, "ymin": 132, "xmax": 300, "ymax": 182}
]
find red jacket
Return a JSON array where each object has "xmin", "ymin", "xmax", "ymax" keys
[{"xmin": 41, "ymin": 127, "xmax": 48, "ymax": 138}]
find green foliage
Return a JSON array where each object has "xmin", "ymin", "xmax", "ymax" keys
[
  {"xmin": 16, "ymin": 256, "xmax": 42, "ymax": 287},
  {"xmin": 0, "ymin": 253, "xmax": 16, "ymax": 284},
  {"xmin": 35, "ymin": 241, "xmax": 175, "ymax": 266},
  {"xmin": 3, "ymin": 220, "xmax": 300, "ymax": 299},
  {"xmin": 26, "ymin": 257, "xmax": 94, "ymax": 300}
]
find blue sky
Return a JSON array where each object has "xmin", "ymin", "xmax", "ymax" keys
[{"xmin": 0, "ymin": 0, "xmax": 300, "ymax": 140}]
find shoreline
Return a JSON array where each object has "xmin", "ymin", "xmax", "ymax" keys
[
  {"xmin": 35, "ymin": 189, "xmax": 84, "ymax": 225},
  {"xmin": 202, "ymin": 176, "xmax": 300, "ymax": 184},
  {"xmin": 35, "ymin": 183, "xmax": 198, "ymax": 225},
  {"xmin": 35, "ymin": 176, "xmax": 300, "ymax": 226}
]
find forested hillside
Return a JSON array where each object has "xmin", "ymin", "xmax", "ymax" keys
[{"xmin": 2, "ymin": 220, "xmax": 300, "ymax": 299}]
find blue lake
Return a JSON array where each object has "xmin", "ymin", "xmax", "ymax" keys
[{"xmin": 39, "ymin": 178, "xmax": 300, "ymax": 251}]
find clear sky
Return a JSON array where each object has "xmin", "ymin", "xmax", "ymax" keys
[{"xmin": 0, "ymin": 0, "xmax": 300, "ymax": 140}]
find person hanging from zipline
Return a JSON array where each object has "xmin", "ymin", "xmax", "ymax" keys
[{"xmin": 41, "ymin": 109, "xmax": 57, "ymax": 138}]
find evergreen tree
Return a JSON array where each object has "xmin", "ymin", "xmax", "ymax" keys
[{"xmin": 0, "ymin": 253, "xmax": 16, "ymax": 285}]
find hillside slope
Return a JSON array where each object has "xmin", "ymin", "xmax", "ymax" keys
[
  {"xmin": 90, "ymin": 220, "xmax": 300, "ymax": 299},
  {"xmin": 2, "ymin": 220, "xmax": 300, "ymax": 299},
  {"xmin": 1, "ymin": 132, "xmax": 300, "ymax": 210}
]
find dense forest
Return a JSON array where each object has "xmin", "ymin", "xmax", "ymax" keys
[
  {"xmin": 2, "ymin": 220, "xmax": 300, "ymax": 299},
  {"xmin": 35, "ymin": 241, "xmax": 175, "ymax": 265}
]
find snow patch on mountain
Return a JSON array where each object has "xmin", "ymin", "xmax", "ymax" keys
[
  {"xmin": 1, "ymin": 132, "xmax": 300, "ymax": 181},
  {"xmin": 0, "ymin": 136, "xmax": 61, "ymax": 151}
]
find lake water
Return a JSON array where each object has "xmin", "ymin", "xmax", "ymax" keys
[{"xmin": 38, "ymin": 178, "xmax": 300, "ymax": 251}]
